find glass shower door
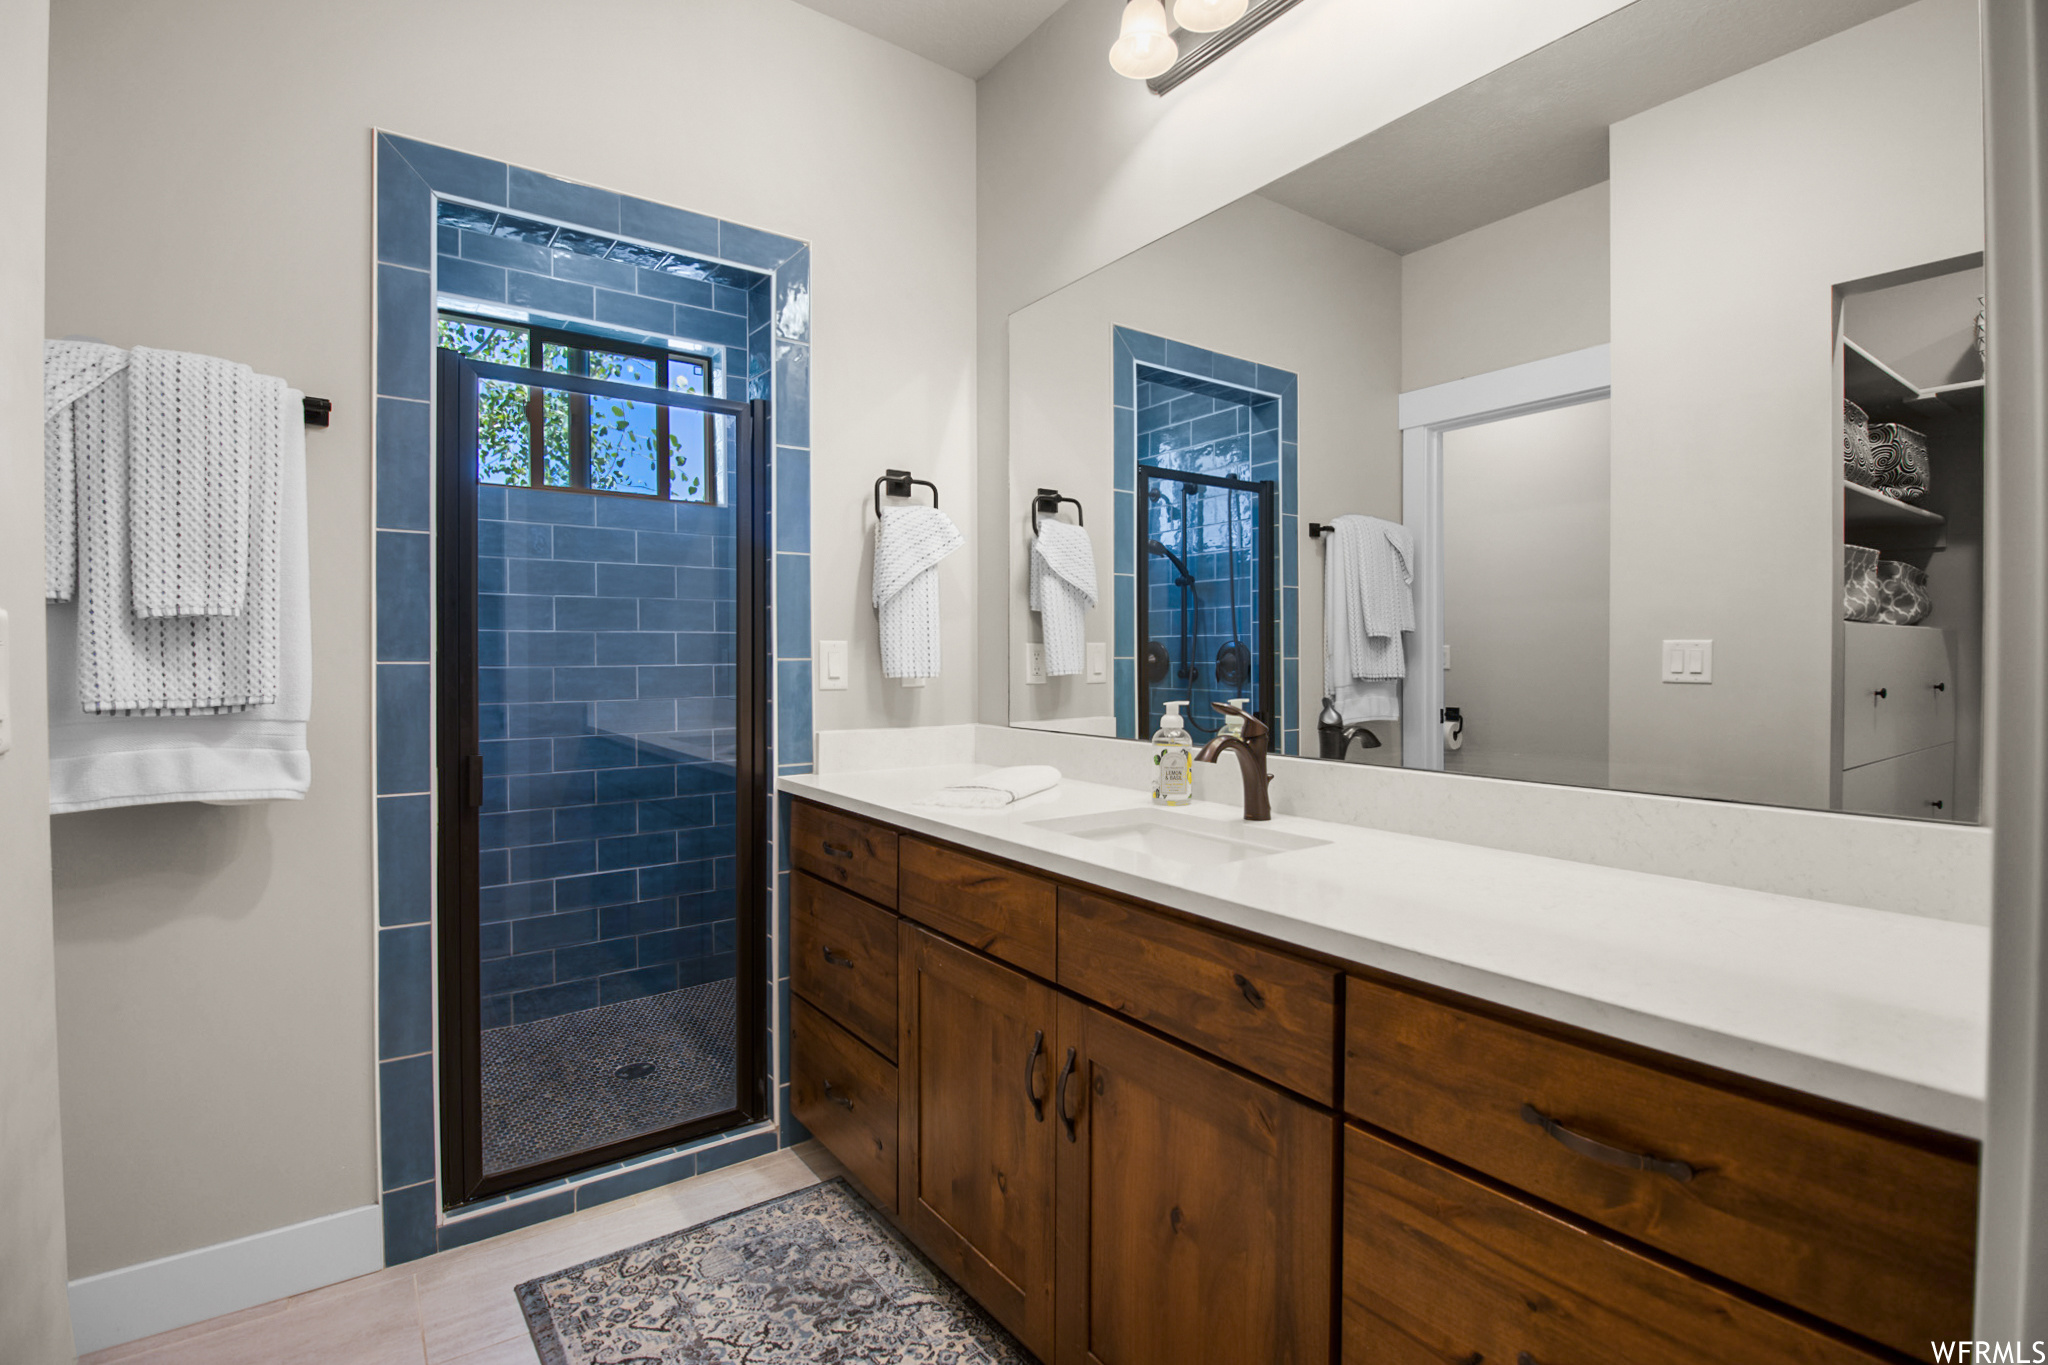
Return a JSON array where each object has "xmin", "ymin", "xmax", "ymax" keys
[{"xmin": 435, "ymin": 349, "xmax": 768, "ymax": 1203}]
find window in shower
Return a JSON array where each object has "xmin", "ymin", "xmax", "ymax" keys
[{"xmin": 433, "ymin": 340, "xmax": 768, "ymax": 1203}]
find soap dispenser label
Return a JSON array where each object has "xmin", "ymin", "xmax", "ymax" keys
[{"xmin": 1154, "ymin": 747, "xmax": 1193, "ymax": 803}]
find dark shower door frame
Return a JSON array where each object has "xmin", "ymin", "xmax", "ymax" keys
[
  {"xmin": 1134, "ymin": 463, "xmax": 1277, "ymax": 736},
  {"xmin": 434, "ymin": 350, "xmax": 772, "ymax": 1206}
]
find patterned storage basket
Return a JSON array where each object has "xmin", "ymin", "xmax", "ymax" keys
[
  {"xmin": 1875, "ymin": 558, "xmax": 1933, "ymax": 625},
  {"xmin": 1843, "ymin": 400, "xmax": 1876, "ymax": 487},
  {"xmin": 1868, "ymin": 422, "xmax": 1930, "ymax": 501},
  {"xmin": 1844, "ymin": 544, "xmax": 1881, "ymax": 622}
]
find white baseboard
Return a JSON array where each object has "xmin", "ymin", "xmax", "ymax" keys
[{"xmin": 68, "ymin": 1203, "xmax": 383, "ymax": 1355}]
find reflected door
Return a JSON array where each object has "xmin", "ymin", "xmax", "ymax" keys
[{"xmin": 435, "ymin": 346, "xmax": 769, "ymax": 1203}]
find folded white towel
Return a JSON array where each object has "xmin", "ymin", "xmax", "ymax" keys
[
  {"xmin": 1029, "ymin": 519, "xmax": 1097, "ymax": 677},
  {"xmin": 73, "ymin": 366, "xmax": 285, "ymax": 714},
  {"xmin": 872, "ymin": 505, "xmax": 964, "ymax": 679},
  {"xmin": 1324, "ymin": 514, "xmax": 1414, "ymax": 722},
  {"xmin": 48, "ymin": 390, "xmax": 311, "ymax": 812},
  {"xmin": 43, "ymin": 340, "xmax": 131, "ymax": 603},
  {"xmin": 128, "ymin": 346, "xmax": 260, "ymax": 618},
  {"xmin": 916, "ymin": 765, "xmax": 1061, "ymax": 809}
]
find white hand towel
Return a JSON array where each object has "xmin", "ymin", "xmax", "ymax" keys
[
  {"xmin": 74, "ymin": 368, "xmax": 285, "ymax": 714},
  {"xmin": 127, "ymin": 346, "xmax": 260, "ymax": 618},
  {"xmin": 1029, "ymin": 519, "xmax": 1098, "ymax": 677},
  {"xmin": 48, "ymin": 389, "xmax": 311, "ymax": 812},
  {"xmin": 872, "ymin": 505, "xmax": 964, "ymax": 679},
  {"xmin": 916, "ymin": 765, "xmax": 1061, "ymax": 809},
  {"xmin": 43, "ymin": 340, "xmax": 131, "ymax": 603},
  {"xmin": 1324, "ymin": 514, "xmax": 1415, "ymax": 722}
]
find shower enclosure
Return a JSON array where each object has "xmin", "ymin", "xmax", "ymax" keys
[
  {"xmin": 435, "ymin": 344, "xmax": 768, "ymax": 1203},
  {"xmin": 1137, "ymin": 464, "xmax": 1276, "ymax": 740}
]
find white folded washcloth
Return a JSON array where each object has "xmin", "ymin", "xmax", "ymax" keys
[
  {"xmin": 1029, "ymin": 519, "xmax": 1097, "ymax": 677},
  {"xmin": 916, "ymin": 765, "xmax": 1061, "ymax": 809}
]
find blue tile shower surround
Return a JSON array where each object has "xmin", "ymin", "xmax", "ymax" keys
[
  {"xmin": 373, "ymin": 132, "xmax": 809, "ymax": 1265},
  {"xmin": 1112, "ymin": 327, "xmax": 1298, "ymax": 754}
]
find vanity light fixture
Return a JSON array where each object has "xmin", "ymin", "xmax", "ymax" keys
[
  {"xmin": 1174, "ymin": 0, "xmax": 1248, "ymax": 31},
  {"xmin": 1109, "ymin": 0, "xmax": 1178, "ymax": 80}
]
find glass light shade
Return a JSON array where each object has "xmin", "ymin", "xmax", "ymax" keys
[
  {"xmin": 1173, "ymin": 0, "xmax": 1249, "ymax": 32},
  {"xmin": 1109, "ymin": 0, "xmax": 1178, "ymax": 79}
]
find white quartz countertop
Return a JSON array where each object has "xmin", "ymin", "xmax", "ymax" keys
[{"xmin": 780, "ymin": 765, "xmax": 1989, "ymax": 1137}]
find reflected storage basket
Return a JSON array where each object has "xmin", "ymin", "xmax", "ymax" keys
[
  {"xmin": 1867, "ymin": 422, "xmax": 1930, "ymax": 501},
  {"xmin": 1876, "ymin": 558, "xmax": 1933, "ymax": 626},
  {"xmin": 1845, "ymin": 543, "xmax": 1881, "ymax": 622},
  {"xmin": 1843, "ymin": 400, "xmax": 1875, "ymax": 487}
]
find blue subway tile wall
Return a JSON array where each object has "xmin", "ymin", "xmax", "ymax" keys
[
  {"xmin": 373, "ymin": 132, "xmax": 810, "ymax": 1263},
  {"xmin": 1111, "ymin": 327, "xmax": 1296, "ymax": 751}
]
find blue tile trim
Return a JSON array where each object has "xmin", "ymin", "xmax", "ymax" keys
[{"xmin": 374, "ymin": 136, "xmax": 810, "ymax": 1260}]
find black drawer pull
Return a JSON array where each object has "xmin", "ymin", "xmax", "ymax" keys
[
  {"xmin": 1932, "ymin": 681, "xmax": 1947, "ymax": 692},
  {"xmin": 1929, "ymin": 799, "xmax": 1946, "ymax": 810},
  {"xmin": 822, "ymin": 1079, "xmax": 854, "ymax": 1110},
  {"xmin": 1232, "ymin": 972, "xmax": 1267, "ymax": 1009},
  {"xmin": 821, "ymin": 946, "xmax": 854, "ymax": 969},
  {"xmin": 1874, "ymin": 687, "xmax": 1888, "ymax": 699},
  {"xmin": 1521, "ymin": 1103, "xmax": 1694, "ymax": 1183},
  {"xmin": 821, "ymin": 841, "xmax": 855, "ymax": 859},
  {"xmin": 1057, "ymin": 1047, "xmax": 1080, "ymax": 1141},
  {"xmin": 1024, "ymin": 1029, "xmax": 1046, "ymax": 1121}
]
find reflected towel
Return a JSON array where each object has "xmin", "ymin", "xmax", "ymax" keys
[
  {"xmin": 872, "ymin": 505, "xmax": 964, "ymax": 679},
  {"xmin": 1323, "ymin": 514, "xmax": 1414, "ymax": 723},
  {"xmin": 916, "ymin": 766, "xmax": 1062, "ymax": 809},
  {"xmin": 1029, "ymin": 519, "xmax": 1097, "ymax": 677},
  {"xmin": 43, "ymin": 340, "xmax": 131, "ymax": 603}
]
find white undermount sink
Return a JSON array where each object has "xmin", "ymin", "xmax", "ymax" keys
[{"xmin": 1028, "ymin": 808, "xmax": 1329, "ymax": 866}]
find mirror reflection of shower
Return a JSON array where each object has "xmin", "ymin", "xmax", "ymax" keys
[{"xmin": 1139, "ymin": 464, "xmax": 1274, "ymax": 739}]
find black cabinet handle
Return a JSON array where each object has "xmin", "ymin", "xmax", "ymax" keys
[
  {"xmin": 821, "ymin": 946, "xmax": 853, "ymax": 969},
  {"xmin": 1929, "ymin": 799, "xmax": 1946, "ymax": 810},
  {"xmin": 1233, "ymin": 973, "xmax": 1267, "ymax": 1009},
  {"xmin": 1056, "ymin": 1047, "xmax": 1080, "ymax": 1141},
  {"xmin": 1521, "ymin": 1103, "xmax": 1694, "ymax": 1183},
  {"xmin": 1873, "ymin": 687, "xmax": 1888, "ymax": 699},
  {"xmin": 1933, "ymin": 681, "xmax": 1947, "ymax": 692},
  {"xmin": 821, "ymin": 841, "xmax": 854, "ymax": 859},
  {"xmin": 1024, "ymin": 1029, "xmax": 1046, "ymax": 1121},
  {"xmin": 822, "ymin": 1079, "xmax": 853, "ymax": 1110}
]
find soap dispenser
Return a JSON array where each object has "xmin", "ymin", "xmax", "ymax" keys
[
  {"xmin": 1317, "ymin": 696, "xmax": 1345, "ymax": 760},
  {"xmin": 1221, "ymin": 699, "xmax": 1252, "ymax": 740},
  {"xmin": 1151, "ymin": 700, "xmax": 1194, "ymax": 806}
]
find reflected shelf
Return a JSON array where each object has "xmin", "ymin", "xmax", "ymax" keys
[
  {"xmin": 1844, "ymin": 337, "xmax": 1985, "ymax": 421},
  {"xmin": 1844, "ymin": 479, "xmax": 1945, "ymax": 529}
]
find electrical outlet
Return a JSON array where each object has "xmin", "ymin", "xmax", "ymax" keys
[
  {"xmin": 818, "ymin": 640, "xmax": 848, "ymax": 691},
  {"xmin": 1086, "ymin": 642, "xmax": 1107, "ymax": 683},
  {"xmin": 1661, "ymin": 639, "xmax": 1713, "ymax": 683},
  {"xmin": 1025, "ymin": 643, "xmax": 1048, "ymax": 685}
]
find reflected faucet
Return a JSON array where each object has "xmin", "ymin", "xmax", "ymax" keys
[{"xmin": 1196, "ymin": 702, "xmax": 1273, "ymax": 821}]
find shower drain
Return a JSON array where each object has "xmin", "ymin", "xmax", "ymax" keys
[{"xmin": 614, "ymin": 1061, "xmax": 658, "ymax": 1079}]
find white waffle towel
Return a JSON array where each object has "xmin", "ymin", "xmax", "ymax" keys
[
  {"xmin": 43, "ymin": 340, "xmax": 131, "ymax": 603},
  {"xmin": 1029, "ymin": 519, "xmax": 1097, "ymax": 677},
  {"xmin": 872, "ymin": 505, "xmax": 964, "ymax": 679},
  {"xmin": 127, "ymin": 346, "xmax": 260, "ymax": 618},
  {"xmin": 1323, "ymin": 514, "xmax": 1414, "ymax": 723}
]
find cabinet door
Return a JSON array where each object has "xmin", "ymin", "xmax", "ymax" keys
[
  {"xmin": 899, "ymin": 924, "xmax": 1061, "ymax": 1359},
  {"xmin": 1055, "ymin": 999, "xmax": 1334, "ymax": 1365}
]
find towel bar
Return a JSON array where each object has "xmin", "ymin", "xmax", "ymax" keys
[
  {"xmin": 1308, "ymin": 522, "xmax": 1333, "ymax": 538},
  {"xmin": 874, "ymin": 468, "xmax": 939, "ymax": 517},
  {"xmin": 1032, "ymin": 488, "xmax": 1084, "ymax": 534},
  {"xmin": 302, "ymin": 396, "xmax": 331, "ymax": 427}
]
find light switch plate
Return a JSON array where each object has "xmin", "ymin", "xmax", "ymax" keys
[
  {"xmin": 1086, "ymin": 642, "xmax": 1107, "ymax": 683},
  {"xmin": 1025, "ymin": 643, "xmax": 1048, "ymax": 685},
  {"xmin": 1661, "ymin": 638, "xmax": 1713, "ymax": 683},
  {"xmin": 818, "ymin": 640, "xmax": 848, "ymax": 691}
]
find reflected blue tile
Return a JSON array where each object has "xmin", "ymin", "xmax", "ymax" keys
[
  {"xmin": 675, "ymin": 305, "xmax": 748, "ymax": 349},
  {"xmin": 1283, "ymin": 514, "xmax": 1298, "ymax": 588},
  {"xmin": 775, "ymin": 554, "xmax": 810, "ymax": 660},
  {"xmin": 1282, "ymin": 443, "xmax": 1298, "ymax": 515},
  {"xmin": 1114, "ymin": 658, "xmax": 1137, "ymax": 738},
  {"xmin": 1163, "ymin": 340, "xmax": 1212, "ymax": 376},
  {"xmin": 1256, "ymin": 363, "xmax": 1294, "ymax": 396},
  {"xmin": 637, "ymin": 269, "xmax": 715, "ymax": 309},
  {"xmin": 477, "ymin": 484, "xmax": 507, "ymax": 519},
  {"xmin": 719, "ymin": 220, "xmax": 802, "ymax": 269},
  {"xmin": 1282, "ymin": 393, "xmax": 1298, "ymax": 443},
  {"xmin": 1284, "ymin": 597, "xmax": 1299, "ymax": 657},
  {"xmin": 773, "ymin": 344, "xmax": 809, "ymax": 448},
  {"xmin": 698, "ymin": 1127, "xmax": 778, "ymax": 1175},
  {"xmin": 376, "ymin": 397, "xmax": 430, "ymax": 532},
  {"xmin": 376, "ymin": 664, "xmax": 431, "ymax": 795},
  {"xmin": 383, "ymin": 133, "xmax": 506, "ymax": 203},
  {"xmin": 1115, "ymin": 575, "xmax": 1135, "ymax": 658},
  {"xmin": 774, "ymin": 248, "xmax": 809, "ymax": 343},
  {"xmin": 376, "ymin": 532, "xmax": 432, "ymax": 662},
  {"xmin": 594, "ymin": 497, "xmax": 675, "ymax": 532},
  {"xmin": 715, "ymin": 284, "xmax": 749, "ymax": 317},
  {"xmin": 376, "ymin": 147, "xmax": 431, "ymax": 270},
  {"xmin": 509, "ymin": 166, "xmax": 619, "ymax": 232},
  {"xmin": 775, "ymin": 447, "xmax": 810, "ymax": 554},
  {"xmin": 596, "ymin": 563, "xmax": 673, "ymax": 598},
  {"xmin": 378, "ymin": 794, "xmax": 431, "ymax": 927},
  {"xmin": 1284, "ymin": 658, "xmax": 1299, "ymax": 724},
  {"xmin": 438, "ymin": 1190, "xmax": 578, "ymax": 1250},
  {"xmin": 378, "ymin": 925, "xmax": 432, "ymax": 1060},
  {"xmin": 1114, "ymin": 492, "xmax": 1135, "ymax": 575},
  {"xmin": 1212, "ymin": 351, "xmax": 1258, "ymax": 389},
  {"xmin": 382, "ymin": 1181, "xmax": 436, "ymax": 1264},
  {"xmin": 506, "ymin": 486, "xmax": 594, "ymax": 525},
  {"xmin": 576, "ymin": 1151, "xmax": 697, "ymax": 1210},
  {"xmin": 1113, "ymin": 349, "xmax": 1134, "ymax": 408},
  {"xmin": 554, "ymin": 525, "xmax": 636, "ymax": 563},
  {"xmin": 594, "ymin": 288, "xmax": 674, "ymax": 333},
  {"xmin": 460, "ymin": 232, "xmax": 549, "ymax": 272},
  {"xmin": 1114, "ymin": 409, "xmax": 1135, "ymax": 493},
  {"xmin": 1252, "ymin": 400, "xmax": 1279, "ymax": 433},
  {"xmin": 437, "ymin": 225, "xmax": 461, "ymax": 256},
  {"xmin": 620, "ymin": 197, "xmax": 720, "ymax": 257},
  {"xmin": 507, "ymin": 271, "xmax": 593, "ymax": 320},
  {"xmin": 378, "ymin": 1053, "xmax": 434, "ymax": 1192},
  {"xmin": 778, "ymin": 661, "xmax": 812, "ymax": 768},
  {"xmin": 1120, "ymin": 327, "xmax": 1165, "ymax": 365},
  {"xmin": 552, "ymin": 249, "xmax": 637, "ymax": 291},
  {"xmin": 437, "ymin": 255, "xmax": 503, "ymax": 304},
  {"xmin": 376, "ymin": 265, "xmax": 431, "ymax": 401}
]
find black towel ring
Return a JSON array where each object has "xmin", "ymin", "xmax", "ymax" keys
[
  {"xmin": 874, "ymin": 468, "xmax": 940, "ymax": 518},
  {"xmin": 1032, "ymin": 488, "xmax": 1085, "ymax": 534}
]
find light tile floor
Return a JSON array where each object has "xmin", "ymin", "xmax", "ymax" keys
[{"xmin": 82, "ymin": 1143, "xmax": 845, "ymax": 1365}]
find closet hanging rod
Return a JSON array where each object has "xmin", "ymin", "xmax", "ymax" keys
[
  {"xmin": 1032, "ymin": 488, "xmax": 1084, "ymax": 534},
  {"xmin": 874, "ymin": 468, "xmax": 939, "ymax": 517}
]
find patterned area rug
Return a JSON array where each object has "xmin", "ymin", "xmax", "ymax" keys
[{"xmin": 516, "ymin": 1179, "xmax": 1032, "ymax": 1364}]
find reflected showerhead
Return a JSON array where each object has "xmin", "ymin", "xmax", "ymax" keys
[{"xmin": 1146, "ymin": 538, "xmax": 1192, "ymax": 581}]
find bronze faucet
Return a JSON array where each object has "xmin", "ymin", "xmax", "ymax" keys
[{"xmin": 1196, "ymin": 703, "xmax": 1273, "ymax": 821}]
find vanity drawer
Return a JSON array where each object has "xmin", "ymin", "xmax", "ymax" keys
[
  {"xmin": 1343, "ymin": 975, "xmax": 1975, "ymax": 1359},
  {"xmin": 899, "ymin": 838, "xmax": 1057, "ymax": 979},
  {"xmin": 1842, "ymin": 742, "xmax": 1956, "ymax": 820},
  {"xmin": 1842, "ymin": 623, "xmax": 1954, "ymax": 768},
  {"xmin": 791, "ymin": 997, "xmax": 898, "ymax": 1209},
  {"xmin": 1342, "ymin": 1123, "xmax": 1888, "ymax": 1365},
  {"xmin": 791, "ymin": 801, "xmax": 898, "ymax": 908},
  {"xmin": 1058, "ymin": 886, "xmax": 1337, "ymax": 1104},
  {"xmin": 792, "ymin": 872, "xmax": 899, "ymax": 1060}
]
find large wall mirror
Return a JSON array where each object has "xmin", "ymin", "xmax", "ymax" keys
[{"xmin": 1007, "ymin": 0, "xmax": 1985, "ymax": 823}]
